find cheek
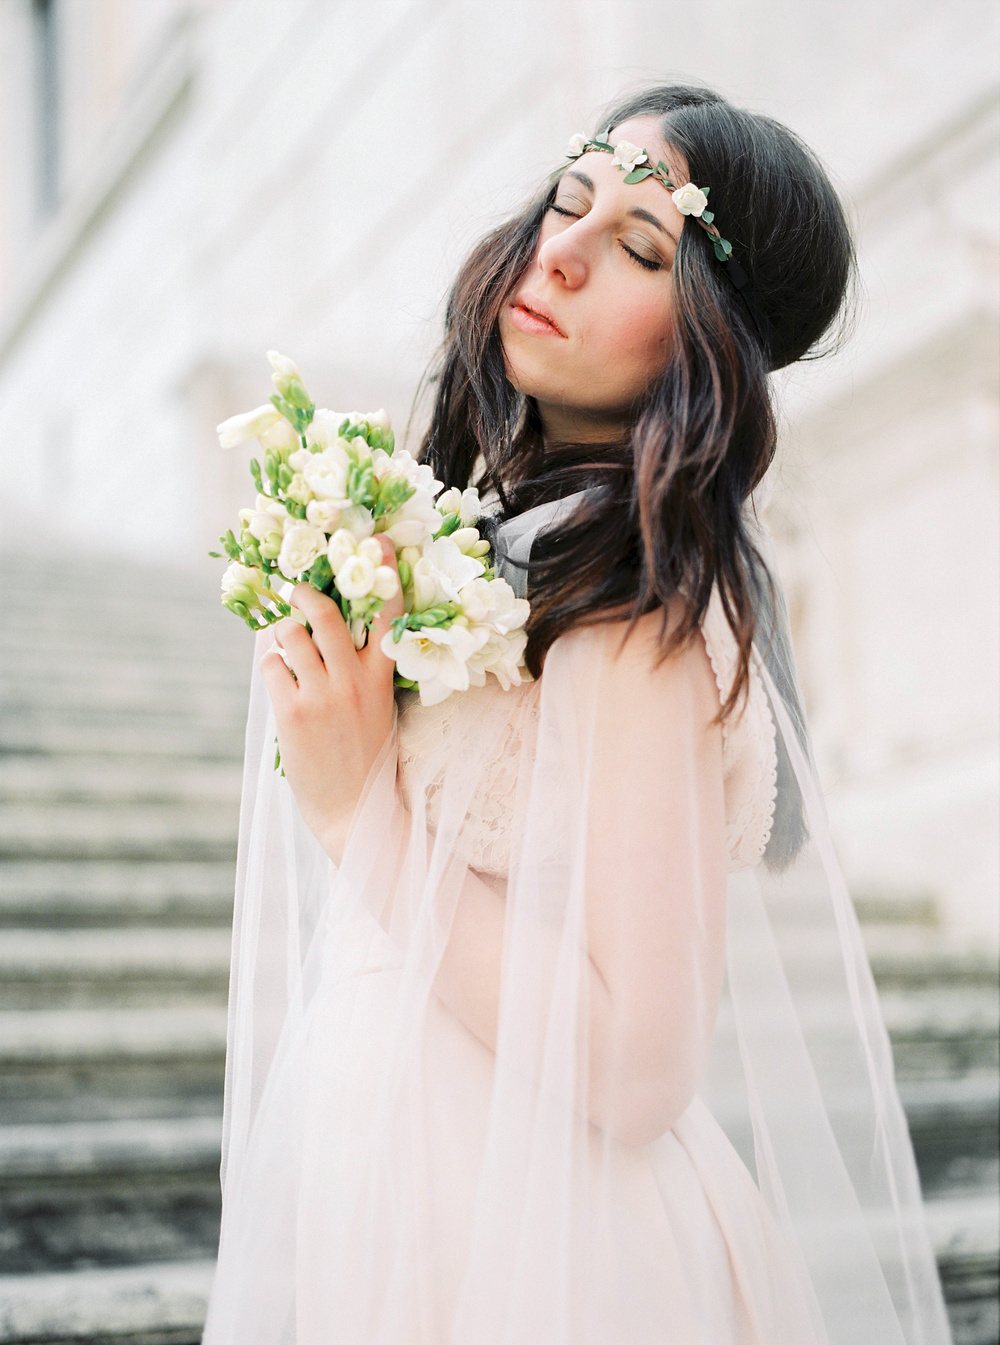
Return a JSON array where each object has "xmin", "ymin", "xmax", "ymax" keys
[{"xmin": 588, "ymin": 284, "xmax": 672, "ymax": 370}]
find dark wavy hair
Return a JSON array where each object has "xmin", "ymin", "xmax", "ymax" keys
[{"xmin": 418, "ymin": 82, "xmax": 858, "ymax": 716}]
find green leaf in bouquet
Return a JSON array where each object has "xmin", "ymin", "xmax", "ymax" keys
[
  {"xmin": 283, "ymin": 380, "xmax": 314, "ymax": 415},
  {"xmin": 243, "ymin": 539, "xmax": 264, "ymax": 569},
  {"xmin": 306, "ymin": 554, "xmax": 333, "ymax": 592},
  {"xmin": 396, "ymin": 557, "xmax": 412, "ymax": 591},
  {"xmin": 264, "ymin": 449, "xmax": 280, "ymax": 484},
  {"xmin": 393, "ymin": 674, "xmax": 417, "ymax": 689},
  {"xmin": 223, "ymin": 598, "xmax": 250, "ymax": 621},
  {"xmin": 208, "ymin": 550, "xmax": 222, "ymax": 559},
  {"xmin": 366, "ymin": 427, "xmax": 384, "ymax": 451},
  {"xmin": 372, "ymin": 476, "xmax": 415, "ymax": 519},
  {"xmin": 277, "ymin": 462, "xmax": 293, "ymax": 490},
  {"xmin": 347, "ymin": 460, "xmax": 375, "ymax": 508},
  {"xmin": 338, "ymin": 417, "xmax": 352, "ymax": 437},
  {"xmin": 435, "ymin": 511, "xmax": 462, "ymax": 537},
  {"xmin": 383, "ymin": 428, "xmax": 395, "ymax": 455},
  {"xmin": 249, "ymin": 458, "xmax": 264, "ymax": 490}
]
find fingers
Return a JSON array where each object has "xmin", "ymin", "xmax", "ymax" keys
[
  {"xmin": 361, "ymin": 535, "xmax": 405, "ymax": 681},
  {"xmin": 290, "ymin": 585, "xmax": 356, "ymax": 668},
  {"xmin": 259, "ymin": 641, "xmax": 299, "ymax": 711},
  {"xmin": 272, "ymin": 613, "xmax": 326, "ymax": 688}
]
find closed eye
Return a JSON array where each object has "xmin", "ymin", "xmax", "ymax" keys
[{"xmin": 548, "ymin": 202, "xmax": 665, "ymax": 273}]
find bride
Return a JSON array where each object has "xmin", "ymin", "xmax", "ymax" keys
[{"xmin": 202, "ymin": 84, "xmax": 951, "ymax": 1344}]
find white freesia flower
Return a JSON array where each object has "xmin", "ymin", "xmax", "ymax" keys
[
  {"xmin": 458, "ymin": 576, "xmax": 529, "ymax": 633},
  {"xmin": 411, "ymin": 536, "xmax": 485, "ymax": 609},
  {"xmin": 365, "ymin": 408, "xmax": 391, "ymax": 433},
  {"xmin": 335, "ymin": 553, "xmax": 377, "ymax": 600},
  {"xmin": 287, "ymin": 447, "xmax": 312, "ymax": 472},
  {"xmin": 255, "ymin": 493, "xmax": 287, "ymax": 519},
  {"xmin": 306, "ymin": 408, "xmax": 345, "ymax": 449},
  {"xmin": 285, "ymin": 473, "xmax": 313, "ymax": 506},
  {"xmin": 216, "ymin": 405, "xmax": 282, "ymax": 449},
  {"xmin": 383, "ymin": 489, "xmax": 443, "ymax": 548},
  {"xmin": 301, "ymin": 446, "xmax": 350, "ymax": 503},
  {"xmin": 337, "ymin": 505, "xmax": 375, "ymax": 541},
  {"xmin": 671, "ymin": 182, "xmax": 709, "ymax": 217},
  {"xmin": 612, "ymin": 140, "xmax": 648, "ymax": 173},
  {"xmin": 449, "ymin": 527, "xmax": 484, "ymax": 555},
  {"xmin": 267, "ymin": 350, "xmax": 304, "ymax": 397},
  {"xmin": 467, "ymin": 627, "xmax": 528, "ymax": 690},
  {"xmin": 382, "ymin": 624, "xmax": 490, "ymax": 707},
  {"xmin": 435, "ymin": 486, "xmax": 481, "ymax": 525},
  {"xmin": 221, "ymin": 562, "xmax": 266, "ymax": 600},
  {"xmin": 277, "ymin": 523, "xmax": 326, "ymax": 578},
  {"xmin": 566, "ymin": 132, "xmax": 588, "ymax": 159},
  {"xmin": 257, "ymin": 419, "xmax": 300, "ymax": 452},
  {"xmin": 246, "ymin": 510, "xmax": 284, "ymax": 543},
  {"xmin": 370, "ymin": 448, "xmax": 440, "ymax": 495},
  {"xmin": 306, "ymin": 498, "xmax": 342, "ymax": 533}
]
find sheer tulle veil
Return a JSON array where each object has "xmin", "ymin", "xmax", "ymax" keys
[{"xmin": 202, "ymin": 487, "xmax": 951, "ymax": 1345}]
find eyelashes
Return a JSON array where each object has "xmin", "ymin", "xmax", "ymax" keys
[{"xmin": 547, "ymin": 203, "xmax": 664, "ymax": 273}]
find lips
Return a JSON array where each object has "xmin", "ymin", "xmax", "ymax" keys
[{"xmin": 509, "ymin": 293, "xmax": 567, "ymax": 338}]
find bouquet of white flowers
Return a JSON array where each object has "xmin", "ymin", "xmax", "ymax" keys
[{"xmin": 211, "ymin": 351, "xmax": 531, "ymax": 708}]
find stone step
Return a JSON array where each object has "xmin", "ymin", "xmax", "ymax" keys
[
  {"xmin": 0, "ymin": 715, "xmax": 244, "ymax": 760},
  {"xmin": 0, "ymin": 1257, "xmax": 214, "ymax": 1344},
  {"xmin": 864, "ymin": 924, "xmax": 1000, "ymax": 990},
  {"xmin": 0, "ymin": 862, "xmax": 235, "ymax": 929},
  {"xmin": 0, "ymin": 680, "xmax": 250, "ymax": 724},
  {"xmin": 881, "ymin": 986, "xmax": 1000, "ymax": 1080},
  {"xmin": 0, "ymin": 1117, "xmax": 222, "ymax": 1184},
  {"xmin": 0, "ymin": 1008, "xmax": 227, "ymax": 1118},
  {"xmin": 0, "ymin": 931, "xmax": 231, "ymax": 1009},
  {"xmin": 0, "ymin": 756, "xmax": 243, "ymax": 807},
  {"xmin": 899, "ymin": 1076, "xmax": 1000, "ymax": 1195},
  {"xmin": 0, "ymin": 803, "xmax": 239, "ymax": 863},
  {"xmin": 0, "ymin": 641, "xmax": 249, "ymax": 681},
  {"xmin": 926, "ymin": 1193, "xmax": 1000, "ymax": 1345}
]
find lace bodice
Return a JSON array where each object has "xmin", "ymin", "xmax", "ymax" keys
[{"xmin": 396, "ymin": 595, "xmax": 777, "ymax": 876}]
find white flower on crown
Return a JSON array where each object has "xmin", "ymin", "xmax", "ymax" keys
[
  {"xmin": 277, "ymin": 522, "xmax": 327, "ymax": 579},
  {"xmin": 671, "ymin": 182, "xmax": 709, "ymax": 217},
  {"xmin": 566, "ymin": 133, "xmax": 588, "ymax": 159},
  {"xmin": 612, "ymin": 141, "xmax": 647, "ymax": 174},
  {"xmin": 383, "ymin": 624, "xmax": 490, "ymax": 707}
]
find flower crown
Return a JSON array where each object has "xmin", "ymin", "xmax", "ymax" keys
[{"xmin": 564, "ymin": 132, "xmax": 734, "ymax": 263}]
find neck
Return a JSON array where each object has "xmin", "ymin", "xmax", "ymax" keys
[{"xmin": 534, "ymin": 398, "xmax": 630, "ymax": 448}]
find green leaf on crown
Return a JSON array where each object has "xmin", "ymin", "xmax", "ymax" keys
[{"xmin": 622, "ymin": 167, "xmax": 654, "ymax": 184}]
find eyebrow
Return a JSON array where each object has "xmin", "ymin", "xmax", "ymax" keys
[{"xmin": 558, "ymin": 170, "xmax": 680, "ymax": 246}]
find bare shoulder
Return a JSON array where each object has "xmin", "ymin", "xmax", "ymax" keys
[{"xmin": 594, "ymin": 603, "xmax": 721, "ymax": 723}]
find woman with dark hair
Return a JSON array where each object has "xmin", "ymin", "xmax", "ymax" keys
[{"xmin": 203, "ymin": 85, "xmax": 950, "ymax": 1344}]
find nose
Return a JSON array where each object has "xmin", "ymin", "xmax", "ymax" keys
[{"xmin": 535, "ymin": 223, "xmax": 588, "ymax": 289}]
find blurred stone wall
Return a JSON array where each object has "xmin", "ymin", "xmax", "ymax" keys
[{"xmin": 0, "ymin": 0, "xmax": 997, "ymax": 942}]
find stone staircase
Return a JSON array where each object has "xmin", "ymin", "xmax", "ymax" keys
[
  {"xmin": 0, "ymin": 553, "xmax": 997, "ymax": 1344},
  {"xmin": 0, "ymin": 553, "xmax": 249, "ymax": 1345},
  {"xmin": 859, "ymin": 898, "xmax": 1000, "ymax": 1345}
]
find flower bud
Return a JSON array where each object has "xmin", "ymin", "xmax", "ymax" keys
[
  {"xmin": 216, "ymin": 405, "xmax": 282, "ymax": 449},
  {"xmin": 335, "ymin": 552, "xmax": 376, "ymax": 600},
  {"xmin": 356, "ymin": 537, "xmax": 384, "ymax": 566},
  {"xmin": 469, "ymin": 539, "xmax": 491, "ymax": 557},
  {"xmin": 372, "ymin": 565, "xmax": 400, "ymax": 601},
  {"xmin": 327, "ymin": 528, "xmax": 358, "ymax": 574}
]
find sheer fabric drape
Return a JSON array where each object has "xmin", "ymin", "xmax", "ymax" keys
[{"xmin": 202, "ymin": 498, "xmax": 950, "ymax": 1345}]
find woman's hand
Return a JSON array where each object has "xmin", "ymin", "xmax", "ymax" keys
[{"xmin": 259, "ymin": 534, "xmax": 404, "ymax": 863}]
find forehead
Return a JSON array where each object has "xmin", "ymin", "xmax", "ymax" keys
[{"xmin": 562, "ymin": 115, "xmax": 691, "ymax": 235}]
